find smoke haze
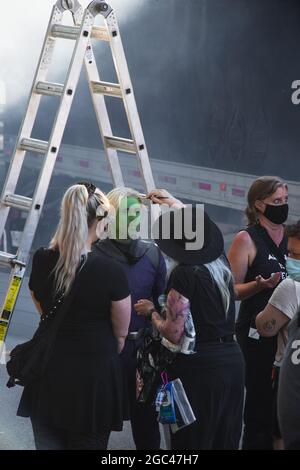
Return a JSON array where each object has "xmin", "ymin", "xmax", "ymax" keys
[{"xmin": 0, "ymin": 0, "xmax": 142, "ymax": 106}]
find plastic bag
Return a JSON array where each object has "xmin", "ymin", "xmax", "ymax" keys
[{"xmin": 169, "ymin": 378, "xmax": 196, "ymax": 433}]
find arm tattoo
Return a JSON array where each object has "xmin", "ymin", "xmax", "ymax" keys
[
  {"xmin": 167, "ymin": 289, "xmax": 190, "ymax": 323},
  {"xmin": 262, "ymin": 318, "xmax": 276, "ymax": 333}
]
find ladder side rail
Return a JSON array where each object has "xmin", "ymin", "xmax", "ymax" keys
[
  {"xmin": 78, "ymin": 3, "xmax": 124, "ymax": 187},
  {"xmin": 103, "ymin": 8, "xmax": 155, "ymax": 192},
  {"xmin": 0, "ymin": 0, "xmax": 85, "ymax": 348},
  {"xmin": 0, "ymin": 5, "xmax": 64, "ymax": 241},
  {"xmin": 83, "ymin": 46, "xmax": 124, "ymax": 187},
  {"xmin": 16, "ymin": 9, "xmax": 96, "ymax": 262}
]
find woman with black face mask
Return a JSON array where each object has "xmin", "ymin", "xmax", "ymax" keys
[{"xmin": 228, "ymin": 176, "xmax": 289, "ymax": 450}]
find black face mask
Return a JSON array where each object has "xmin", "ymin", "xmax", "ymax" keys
[{"xmin": 263, "ymin": 203, "xmax": 289, "ymax": 225}]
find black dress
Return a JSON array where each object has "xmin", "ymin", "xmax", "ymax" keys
[{"xmin": 17, "ymin": 248, "xmax": 130, "ymax": 434}]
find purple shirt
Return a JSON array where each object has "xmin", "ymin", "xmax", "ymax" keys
[{"xmin": 121, "ymin": 251, "xmax": 166, "ymax": 331}]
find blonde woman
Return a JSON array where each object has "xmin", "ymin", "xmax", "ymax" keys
[{"xmin": 17, "ymin": 182, "xmax": 131, "ymax": 450}]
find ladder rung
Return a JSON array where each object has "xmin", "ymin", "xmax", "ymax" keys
[
  {"xmin": 0, "ymin": 251, "xmax": 26, "ymax": 269},
  {"xmin": 91, "ymin": 81, "xmax": 122, "ymax": 98},
  {"xmin": 50, "ymin": 25, "xmax": 109, "ymax": 41},
  {"xmin": 19, "ymin": 138, "xmax": 48, "ymax": 154},
  {"xmin": 90, "ymin": 27, "xmax": 109, "ymax": 42},
  {"xmin": 104, "ymin": 136, "xmax": 137, "ymax": 154},
  {"xmin": 51, "ymin": 25, "xmax": 80, "ymax": 40},
  {"xmin": 0, "ymin": 251, "xmax": 16, "ymax": 268},
  {"xmin": 35, "ymin": 81, "xmax": 64, "ymax": 97},
  {"xmin": 3, "ymin": 194, "xmax": 32, "ymax": 211}
]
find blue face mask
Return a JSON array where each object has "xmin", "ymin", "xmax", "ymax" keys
[{"xmin": 286, "ymin": 257, "xmax": 300, "ymax": 282}]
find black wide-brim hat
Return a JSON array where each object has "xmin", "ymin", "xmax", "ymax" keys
[{"xmin": 153, "ymin": 205, "xmax": 224, "ymax": 265}]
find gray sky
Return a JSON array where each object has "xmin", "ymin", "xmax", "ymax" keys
[{"xmin": 0, "ymin": 0, "xmax": 141, "ymax": 107}]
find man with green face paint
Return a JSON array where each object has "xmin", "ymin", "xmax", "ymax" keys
[
  {"xmin": 93, "ymin": 187, "xmax": 166, "ymax": 450},
  {"xmin": 115, "ymin": 195, "xmax": 142, "ymax": 240}
]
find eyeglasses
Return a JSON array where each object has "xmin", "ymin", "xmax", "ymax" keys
[
  {"xmin": 77, "ymin": 181, "xmax": 96, "ymax": 198},
  {"xmin": 96, "ymin": 210, "xmax": 108, "ymax": 221}
]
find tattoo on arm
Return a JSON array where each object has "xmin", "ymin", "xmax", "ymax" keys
[
  {"xmin": 166, "ymin": 290, "xmax": 190, "ymax": 323},
  {"xmin": 262, "ymin": 318, "xmax": 276, "ymax": 333}
]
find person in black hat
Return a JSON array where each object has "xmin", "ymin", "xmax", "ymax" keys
[{"xmin": 135, "ymin": 189, "xmax": 245, "ymax": 450}]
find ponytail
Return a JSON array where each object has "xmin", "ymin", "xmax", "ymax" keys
[
  {"xmin": 50, "ymin": 185, "xmax": 89, "ymax": 295},
  {"xmin": 50, "ymin": 184, "xmax": 109, "ymax": 296}
]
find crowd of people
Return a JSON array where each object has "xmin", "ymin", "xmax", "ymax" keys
[{"xmin": 7, "ymin": 176, "xmax": 300, "ymax": 450}]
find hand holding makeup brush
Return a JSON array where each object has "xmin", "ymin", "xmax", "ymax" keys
[{"xmin": 144, "ymin": 189, "xmax": 185, "ymax": 208}]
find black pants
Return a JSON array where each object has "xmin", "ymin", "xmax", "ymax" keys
[
  {"xmin": 31, "ymin": 419, "xmax": 110, "ymax": 450},
  {"xmin": 169, "ymin": 343, "xmax": 245, "ymax": 450},
  {"xmin": 237, "ymin": 329, "xmax": 277, "ymax": 450},
  {"xmin": 121, "ymin": 340, "xmax": 160, "ymax": 450}
]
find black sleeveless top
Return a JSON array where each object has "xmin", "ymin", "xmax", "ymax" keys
[{"xmin": 236, "ymin": 224, "xmax": 288, "ymax": 331}]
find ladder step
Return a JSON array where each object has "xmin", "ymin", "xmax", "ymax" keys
[
  {"xmin": 0, "ymin": 251, "xmax": 26, "ymax": 269},
  {"xmin": 51, "ymin": 25, "xmax": 80, "ymax": 40},
  {"xmin": 91, "ymin": 81, "xmax": 122, "ymax": 98},
  {"xmin": 104, "ymin": 136, "xmax": 137, "ymax": 154},
  {"xmin": 0, "ymin": 251, "xmax": 16, "ymax": 268},
  {"xmin": 3, "ymin": 194, "xmax": 32, "ymax": 211},
  {"xmin": 19, "ymin": 138, "xmax": 48, "ymax": 154},
  {"xmin": 35, "ymin": 81, "xmax": 64, "ymax": 97},
  {"xmin": 50, "ymin": 25, "xmax": 109, "ymax": 41},
  {"xmin": 90, "ymin": 27, "xmax": 109, "ymax": 42}
]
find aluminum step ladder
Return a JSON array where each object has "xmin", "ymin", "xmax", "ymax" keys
[{"xmin": 0, "ymin": 0, "xmax": 156, "ymax": 347}]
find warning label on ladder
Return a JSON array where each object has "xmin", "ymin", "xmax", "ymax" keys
[
  {"xmin": 0, "ymin": 320, "xmax": 8, "ymax": 342},
  {"xmin": 0, "ymin": 276, "xmax": 22, "ymax": 341}
]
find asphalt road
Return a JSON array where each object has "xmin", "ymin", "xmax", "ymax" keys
[{"xmin": 0, "ymin": 271, "xmax": 145, "ymax": 450}]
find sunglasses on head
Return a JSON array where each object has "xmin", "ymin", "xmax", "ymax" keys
[
  {"xmin": 96, "ymin": 210, "xmax": 108, "ymax": 221},
  {"xmin": 77, "ymin": 181, "xmax": 96, "ymax": 198}
]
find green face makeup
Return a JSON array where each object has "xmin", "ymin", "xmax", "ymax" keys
[{"xmin": 116, "ymin": 196, "xmax": 141, "ymax": 239}]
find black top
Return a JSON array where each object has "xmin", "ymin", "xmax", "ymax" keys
[
  {"xmin": 167, "ymin": 262, "xmax": 235, "ymax": 348},
  {"xmin": 17, "ymin": 248, "xmax": 130, "ymax": 433},
  {"xmin": 237, "ymin": 224, "xmax": 288, "ymax": 330}
]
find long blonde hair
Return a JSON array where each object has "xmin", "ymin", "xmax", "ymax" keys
[{"xmin": 50, "ymin": 184, "xmax": 109, "ymax": 295}]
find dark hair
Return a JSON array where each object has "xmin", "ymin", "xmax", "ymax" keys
[
  {"xmin": 76, "ymin": 181, "xmax": 96, "ymax": 198},
  {"xmin": 246, "ymin": 176, "xmax": 288, "ymax": 226},
  {"xmin": 285, "ymin": 221, "xmax": 300, "ymax": 240}
]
